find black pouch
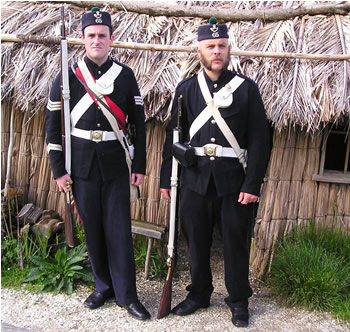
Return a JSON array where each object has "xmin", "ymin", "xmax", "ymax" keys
[{"xmin": 171, "ymin": 142, "xmax": 197, "ymax": 167}]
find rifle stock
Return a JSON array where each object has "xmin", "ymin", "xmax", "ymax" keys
[
  {"xmin": 60, "ymin": 6, "xmax": 74, "ymax": 247},
  {"xmin": 64, "ymin": 191, "xmax": 75, "ymax": 248},
  {"xmin": 157, "ymin": 255, "xmax": 175, "ymax": 318}
]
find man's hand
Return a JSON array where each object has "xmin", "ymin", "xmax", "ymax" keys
[
  {"xmin": 160, "ymin": 188, "xmax": 171, "ymax": 200},
  {"xmin": 238, "ymin": 192, "xmax": 258, "ymax": 205},
  {"xmin": 131, "ymin": 173, "xmax": 144, "ymax": 186},
  {"xmin": 56, "ymin": 174, "xmax": 73, "ymax": 192}
]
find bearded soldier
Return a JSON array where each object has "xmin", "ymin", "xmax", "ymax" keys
[
  {"xmin": 160, "ymin": 18, "xmax": 270, "ymax": 327},
  {"xmin": 46, "ymin": 8, "xmax": 150, "ymax": 320}
]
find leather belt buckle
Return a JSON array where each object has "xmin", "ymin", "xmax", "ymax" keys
[
  {"xmin": 204, "ymin": 145, "xmax": 216, "ymax": 157},
  {"xmin": 91, "ymin": 130, "xmax": 103, "ymax": 142}
]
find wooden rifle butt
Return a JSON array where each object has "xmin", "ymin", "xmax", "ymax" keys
[
  {"xmin": 64, "ymin": 191, "xmax": 75, "ymax": 248},
  {"xmin": 157, "ymin": 257, "xmax": 175, "ymax": 319}
]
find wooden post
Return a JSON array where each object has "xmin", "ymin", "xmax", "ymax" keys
[
  {"xmin": 4, "ymin": 99, "xmax": 15, "ymax": 198},
  {"xmin": 144, "ymin": 238, "xmax": 153, "ymax": 279}
]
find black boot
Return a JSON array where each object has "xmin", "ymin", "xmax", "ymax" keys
[
  {"xmin": 231, "ymin": 306, "xmax": 249, "ymax": 328},
  {"xmin": 172, "ymin": 298, "xmax": 210, "ymax": 316},
  {"xmin": 119, "ymin": 301, "xmax": 151, "ymax": 320},
  {"xmin": 84, "ymin": 291, "xmax": 111, "ymax": 309}
]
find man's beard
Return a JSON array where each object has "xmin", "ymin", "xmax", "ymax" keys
[{"xmin": 199, "ymin": 53, "xmax": 230, "ymax": 73}]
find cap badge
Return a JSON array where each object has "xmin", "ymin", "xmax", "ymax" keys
[
  {"xmin": 210, "ymin": 24, "xmax": 219, "ymax": 38},
  {"xmin": 94, "ymin": 11, "xmax": 102, "ymax": 24}
]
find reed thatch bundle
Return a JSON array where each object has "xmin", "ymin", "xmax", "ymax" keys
[
  {"xmin": 1, "ymin": 1, "xmax": 349, "ymax": 128},
  {"xmin": 7, "ymin": 106, "xmax": 24, "ymax": 190},
  {"xmin": 1, "ymin": 102, "xmax": 11, "ymax": 188},
  {"xmin": 15, "ymin": 111, "xmax": 33, "ymax": 198},
  {"xmin": 27, "ymin": 111, "xmax": 46, "ymax": 203},
  {"xmin": 131, "ymin": 120, "xmax": 167, "ymax": 225}
]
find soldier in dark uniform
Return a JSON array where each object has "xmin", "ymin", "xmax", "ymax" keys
[
  {"xmin": 45, "ymin": 8, "xmax": 150, "ymax": 320},
  {"xmin": 160, "ymin": 18, "xmax": 270, "ymax": 327}
]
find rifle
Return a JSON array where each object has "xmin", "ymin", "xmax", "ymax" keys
[
  {"xmin": 60, "ymin": 6, "xmax": 74, "ymax": 248},
  {"xmin": 157, "ymin": 95, "xmax": 182, "ymax": 319}
]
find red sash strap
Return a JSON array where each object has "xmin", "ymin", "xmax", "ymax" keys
[{"xmin": 75, "ymin": 66, "xmax": 126, "ymax": 133}]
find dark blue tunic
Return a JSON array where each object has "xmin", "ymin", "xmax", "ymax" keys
[
  {"xmin": 160, "ymin": 69, "xmax": 270, "ymax": 307},
  {"xmin": 46, "ymin": 56, "xmax": 146, "ymax": 304}
]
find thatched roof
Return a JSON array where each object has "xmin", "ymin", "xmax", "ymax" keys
[{"xmin": 1, "ymin": 1, "xmax": 350, "ymax": 132}]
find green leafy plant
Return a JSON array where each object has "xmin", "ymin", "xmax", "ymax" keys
[
  {"xmin": 19, "ymin": 224, "xmax": 34, "ymax": 266},
  {"xmin": 34, "ymin": 231, "xmax": 50, "ymax": 257},
  {"xmin": 24, "ymin": 243, "xmax": 93, "ymax": 294},
  {"xmin": 133, "ymin": 235, "xmax": 167, "ymax": 279},
  {"xmin": 268, "ymin": 221, "xmax": 350, "ymax": 321},
  {"xmin": 149, "ymin": 250, "xmax": 167, "ymax": 280},
  {"xmin": 1, "ymin": 238, "xmax": 19, "ymax": 268},
  {"xmin": 74, "ymin": 218, "xmax": 86, "ymax": 245},
  {"xmin": 1, "ymin": 195, "xmax": 22, "ymax": 268}
]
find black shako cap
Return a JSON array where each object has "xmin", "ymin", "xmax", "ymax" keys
[
  {"xmin": 82, "ymin": 7, "xmax": 112, "ymax": 30},
  {"xmin": 197, "ymin": 17, "xmax": 228, "ymax": 41}
]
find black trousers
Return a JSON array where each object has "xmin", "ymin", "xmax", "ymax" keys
[
  {"xmin": 72, "ymin": 157, "xmax": 138, "ymax": 305},
  {"xmin": 179, "ymin": 178, "xmax": 253, "ymax": 308}
]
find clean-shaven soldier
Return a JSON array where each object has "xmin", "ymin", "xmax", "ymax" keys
[
  {"xmin": 160, "ymin": 18, "xmax": 270, "ymax": 327},
  {"xmin": 46, "ymin": 8, "xmax": 150, "ymax": 320}
]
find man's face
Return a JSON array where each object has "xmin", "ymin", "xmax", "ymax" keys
[
  {"xmin": 197, "ymin": 38, "xmax": 230, "ymax": 75},
  {"xmin": 82, "ymin": 25, "xmax": 114, "ymax": 65}
]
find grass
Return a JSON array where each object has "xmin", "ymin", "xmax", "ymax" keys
[
  {"xmin": 1, "ymin": 265, "xmax": 42, "ymax": 292},
  {"xmin": 268, "ymin": 222, "xmax": 350, "ymax": 321}
]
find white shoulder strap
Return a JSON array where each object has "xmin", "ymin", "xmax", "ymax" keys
[
  {"xmin": 190, "ymin": 71, "xmax": 245, "ymax": 139},
  {"xmin": 96, "ymin": 62, "xmax": 123, "ymax": 94},
  {"xmin": 192, "ymin": 70, "xmax": 247, "ymax": 171},
  {"xmin": 70, "ymin": 61, "xmax": 110, "ymax": 127},
  {"xmin": 75, "ymin": 60, "xmax": 133, "ymax": 172},
  {"xmin": 197, "ymin": 70, "xmax": 245, "ymax": 104},
  {"xmin": 197, "ymin": 70, "xmax": 213, "ymax": 103},
  {"xmin": 77, "ymin": 59, "xmax": 123, "ymax": 97}
]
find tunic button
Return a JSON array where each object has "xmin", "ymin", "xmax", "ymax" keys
[
  {"xmin": 213, "ymin": 84, "xmax": 218, "ymax": 88},
  {"xmin": 210, "ymin": 156, "xmax": 215, "ymax": 161},
  {"xmin": 211, "ymin": 119, "xmax": 216, "ymax": 124},
  {"xmin": 210, "ymin": 138, "xmax": 216, "ymax": 143},
  {"xmin": 97, "ymin": 123, "xmax": 101, "ymax": 127},
  {"xmin": 98, "ymin": 70, "xmax": 102, "ymax": 75}
]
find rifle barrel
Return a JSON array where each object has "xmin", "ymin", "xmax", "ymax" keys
[
  {"xmin": 60, "ymin": 5, "xmax": 74, "ymax": 247},
  {"xmin": 60, "ymin": 7, "xmax": 65, "ymax": 39}
]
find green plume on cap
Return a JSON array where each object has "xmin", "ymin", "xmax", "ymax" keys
[
  {"xmin": 91, "ymin": 7, "xmax": 100, "ymax": 12},
  {"xmin": 209, "ymin": 17, "xmax": 217, "ymax": 24}
]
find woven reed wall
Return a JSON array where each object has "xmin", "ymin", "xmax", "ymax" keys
[
  {"xmin": 252, "ymin": 127, "xmax": 350, "ymax": 278},
  {"xmin": 131, "ymin": 119, "xmax": 169, "ymax": 227},
  {"xmin": 1, "ymin": 104, "xmax": 169, "ymax": 228}
]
